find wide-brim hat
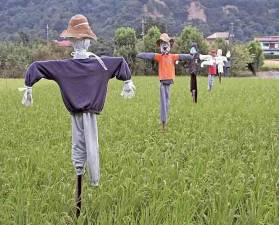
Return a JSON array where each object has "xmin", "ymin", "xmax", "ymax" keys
[
  {"xmin": 156, "ymin": 33, "xmax": 174, "ymax": 47},
  {"xmin": 60, "ymin": 14, "xmax": 97, "ymax": 40}
]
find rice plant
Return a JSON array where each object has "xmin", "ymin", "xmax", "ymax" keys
[{"xmin": 0, "ymin": 77, "xmax": 278, "ymax": 225}]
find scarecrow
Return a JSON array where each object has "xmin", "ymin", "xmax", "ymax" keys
[
  {"xmin": 215, "ymin": 49, "xmax": 228, "ymax": 83},
  {"xmin": 186, "ymin": 43, "xmax": 212, "ymax": 103},
  {"xmin": 201, "ymin": 49, "xmax": 231, "ymax": 91},
  {"xmin": 19, "ymin": 14, "xmax": 136, "ymax": 217},
  {"xmin": 224, "ymin": 51, "xmax": 231, "ymax": 76},
  {"xmin": 200, "ymin": 49, "xmax": 217, "ymax": 91},
  {"xmin": 136, "ymin": 33, "xmax": 192, "ymax": 129}
]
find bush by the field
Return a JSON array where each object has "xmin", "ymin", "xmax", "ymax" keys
[{"xmin": 264, "ymin": 54, "xmax": 279, "ymax": 60}]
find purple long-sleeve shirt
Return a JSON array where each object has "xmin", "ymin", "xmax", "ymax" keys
[{"xmin": 24, "ymin": 57, "xmax": 131, "ymax": 114}]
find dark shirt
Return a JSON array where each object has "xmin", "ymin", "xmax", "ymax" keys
[
  {"xmin": 188, "ymin": 53, "xmax": 201, "ymax": 75},
  {"xmin": 24, "ymin": 57, "xmax": 131, "ymax": 114}
]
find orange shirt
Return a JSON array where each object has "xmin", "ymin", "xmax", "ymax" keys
[{"xmin": 154, "ymin": 53, "xmax": 179, "ymax": 80}]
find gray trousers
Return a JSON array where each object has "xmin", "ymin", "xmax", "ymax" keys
[
  {"xmin": 71, "ymin": 113, "xmax": 100, "ymax": 186},
  {"xmin": 160, "ymin": 83, "xmax": 171, "ymax": 123},
  {"xmin": 208, "ymin": 74, "xmax": 214, "ymax": 91}
]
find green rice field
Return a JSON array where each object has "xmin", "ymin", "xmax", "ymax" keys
[{"xmin": 0, "ymin": 77, "xmax": 278, "ymax": 225}]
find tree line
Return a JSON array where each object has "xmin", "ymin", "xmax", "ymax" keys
[
  {"xmin": 1, "ymin": 0, "xmax": 279, "ymax": 42},
  {"xmin": 0, "ymin": 25, "xmax": 263, "ymax": 78}
]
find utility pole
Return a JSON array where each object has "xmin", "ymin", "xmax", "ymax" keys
[
  {"xmin": 46, "ymin": 24, "xmax": 49, "ymax": 44},
  {"xmin": 229, "ymin": 22, "xmax": 234, "ymax": 44},
  {"xmin": 141, "ymin": 16, "xmax": 145, "ymax": 40},
  {"xmin": 141, "ymin": 16, "xmax": 147, "ymax": 74},
  {"xmin": 165, "ymin": 23, "xmax": 168, "ymax": 34}
]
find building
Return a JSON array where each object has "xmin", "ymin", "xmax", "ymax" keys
[
  {"xmin": 53, "ymin": 39, "xmax": 72, "ymax": 47},
  {"xmin": 254, "ymin": 36, "xmax": 279, "ymax": 55},
  {"xmin": 206, "ymin": 32, "xmax": 230, "ymax": 44}
]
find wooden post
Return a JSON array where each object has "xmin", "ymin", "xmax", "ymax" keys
[
  {"xmin": 218, "ymin": 73, "xmax": 222, "ymax": 83},
  {"xmin": 76, "ymin": 174, "xmax": 82, "ymax": 218},
  {"xmin": 190, "ymin": 73, "xmax": 198, "ymax": 103}
]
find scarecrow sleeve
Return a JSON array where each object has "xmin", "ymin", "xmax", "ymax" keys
[
  {"xmin": 178, "ymin": 54, "xmax": 193, "ymax": 62},
  {"xmin": 112, "ymin": 57, "xmax": 132, "ymax": 81},
  {"xmin": 136, "ymin": 53, "xmax": 155, "ymax": 61},
  {"xmin": 200, "ymin": 55, "xmax": 213, "ymax": 68},
  {"xmin": 24, "ymin": 61, "xmax": 57, "ymax": 87}
]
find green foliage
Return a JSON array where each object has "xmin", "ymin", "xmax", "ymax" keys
[
  {"xmin": 144, "ymin": 17, "xmax": 167, "ymax": 35},
  {"xmin": 0, "ymin": 41, "xmax": 71, "ymax": 78},
  {"xmin": 174, "ymin": 26, "xmax": 208, "ymax": 75},
  {"xmin": 1, "ymin": 0, "xmax": 279, "ymax": 41},
  {"xmin": 140, "ymin": 26, "xmax": 161, "ymax": 75},
  {"xmin": 211, "ymin": 38, "xmax": 230, "ymax": 53},
  {"xmin": 143, "ymin": 26, "xmax": 160, "ymax": 53},
  {"xmin": 114, "ymin": 27, "xmax": 137, "ymax": 48},
  {"xmin": 264, "ymin": 54, "xmax": 279, "ymax": 60},
  {"xmin": 1, "ymin": 77, "xmax": 279, "ymax": 224},
  {"xmin": 248, "ymin": 41, "xmax": 265, "ymax": 70},
  {"xmin": 114, "ymin": 27, "xmax": 137, "ymax": 73},
  {"xmin": 231, "ymin": 44, "xmax": 253, "ymax": 74},
  {"xmin": 177, "ymin": 26, "xmax": 208, "ymax": 54},
  {"xmin": 89, "ymin": 38, "xmax": 114, "ymax": 56},
  {"xmin": 0, "ymin": 42, "xmax": 32, "ymax": 78}
]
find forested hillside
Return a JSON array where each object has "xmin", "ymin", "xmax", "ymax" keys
[{"xmin": 1, "ymin": 0, "xmax": 279, "ymax": 41}]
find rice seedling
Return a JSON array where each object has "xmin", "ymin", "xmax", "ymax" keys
[{"xmin": 0, "ymin": 77, "xmax": 278, "ymax": 225}]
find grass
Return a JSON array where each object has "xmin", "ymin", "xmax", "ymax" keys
[{"xmin": 0, "ymin": 76, "xmax": 279, "ymax": 225}]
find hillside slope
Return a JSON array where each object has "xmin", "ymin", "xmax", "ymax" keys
[{"xmin": 1, "ymin": 0, "xmax": 279, "ymax": 41}]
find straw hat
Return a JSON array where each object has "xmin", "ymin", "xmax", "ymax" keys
[
  {"xmin": 156, "ymin": 33, "xmax": 174, "ymax": 47},
  {"xmin": 60, "ymin": 14, "xmax": 97, "ymax": 40}
]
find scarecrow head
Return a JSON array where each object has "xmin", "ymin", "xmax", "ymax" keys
[
  {"xmin": 60, "ymin": 14, "xmax": 97, "ymax": 52},
  {"xmin": 217, "ymin": 49, "xmax": 223, "ymax": 57},
  {"xmin": 156, "ymin": 33, "xmax": 174, "ymax": 55},
  {"xmin": 209, "ymin": 49, "xmax": 217, "ymax": 57},
  {"xmin": 190, "ymin": 42, "xmax": 199, "ymax": 55}
]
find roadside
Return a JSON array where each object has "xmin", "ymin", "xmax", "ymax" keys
[
  {"xmin": 259, "ymin": 59, "xmax": 279, "ymax": 79},
  {"xmin": 257, "ymin": 71, "xmax": 279, "ymax": 79}
]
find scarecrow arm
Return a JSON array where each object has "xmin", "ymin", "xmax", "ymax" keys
[
  {"xmin": 199, "ymin": 54, "xmax": 212, "ymax": 61},
  {"xmin": 136, "ymin": 53, "xmax": 155, "ymax": 61},
  {"xmin": 201, "ymin": 60, "xmax": 213, "ymax": 68},
  {"xmin": 200, "ymin": 55, "xmax": 213, "ymax": 68},
  {"xmin": 24, "ymin": 61, "xmax": 56, "ymax": 87},
  {"xmin": 215, "ymin": 56, "xmax": 228, "ymax": 67},
  {"xmin": 113, "ymin": 57, "xmax": 132, "ymax": 81},
  {"xmin": 112, "ymin": 57, "xmax": 136, "ymax": 99},
  {"xmin": 178, "ymin": 54, "xmax": 193, "ymax": 62},
  {"xmin": 20, "ymin": 60, "xmax": 57, "ymax": 107}
]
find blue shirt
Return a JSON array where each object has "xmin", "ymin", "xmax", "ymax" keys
[{"xmin": 24, "ymin": 57, "xmax": 131, "ymax": 114}]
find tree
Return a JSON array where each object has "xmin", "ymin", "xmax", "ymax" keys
[
  {"xmin": 175, "ymin": 26, "xmax": 208, "ymax": 75},
  {"xmin": 231, "ymin": 44, "xmax": 253, "ymax": 75},
  {"xmin": 144, "ymin": 17, "xmax": 167, "ymax": 35},
  {"xmin": 141, "ymin": 26, "xmax": 160, "ymax": 75},
  {"xmin": 143, "ymin": 26, "xmax": 160, "ymax": 52},
  {"xmin": 114, "ymin": 27, "xmax": 137, "ymax": 48},
  {"xmin": 18, "ymin": 31, "xmax": 30, "ymax": 45},
  {"xmin": 114, "ymin": 27, "xmax": 137, "ymax": 73},
  {"xmin": 89, "ymin": 38, "xmax": 114, "ymax": 56},
  {"xmin": 211, "ymin": 38, "xmax": 230, "ymax": 54},
  {"xmin": 248, "ymin": 41, "xmax": 264, "ymax": 70},
  {"xmin": 177, "ymin": 26, "xmax": 208, "ymax": 54}
]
